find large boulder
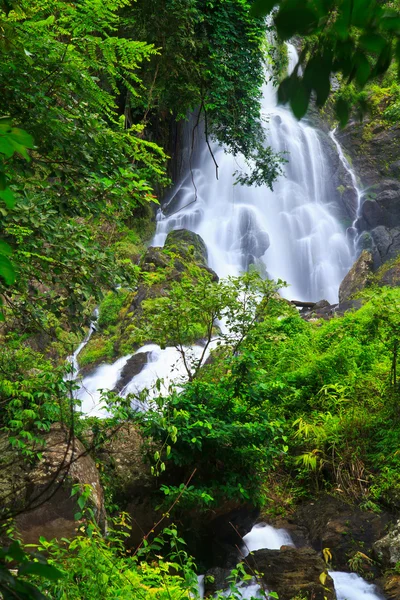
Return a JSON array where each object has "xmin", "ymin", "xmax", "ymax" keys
[
  {"xmin": 113, "ymin": 351, "xmax": 150, "ymax": 393},
  {"xmin": 374, "ymin": 519, "xmax": 400, "ymax": 568},
  {"xmin": 293, "ymin": 495, "xmax": 390, "ymax": 572},
  {"xmin": 12, "ymin": 425, "xmax": 105, "ymax": 544},
  {"xmin": 370, "ymin": 226, "xmax": 400, "ymax": 269},
  {"xmin": 164, "ymin": 228, "xmax": 208, "ymax": 266},
  {"xmin": 359, "ymin": 181, "xmax": 400, "ymax": 231},
  {"xmin": 94, "ymin": 423, "xmax": 155, "ymax": 549},
  {"xmin": 338, "ymin": 250, "xmax": 373, "ymax": 304},
  {"xmin": 246, "ymin": 546, "xmax": 336, "ymax": 600},
  {"xmin": 336, "ymin": 122, "xmax": 400, "ymax": 188}
]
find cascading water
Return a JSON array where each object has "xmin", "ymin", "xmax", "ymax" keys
[
  {"xmin": 329, "ymin": 128, "xmax": 364, "ymax": 253},
  {"xmin": 329, "ymin": 571, "xmax": 385, "ymax": 600},
  {"xmin": 154, "ymin": 45, "xmax": 353, "ymax": 304},
  {"xmin": 201, "ymin": 523, "xmax": 386, "ymax": 600}
]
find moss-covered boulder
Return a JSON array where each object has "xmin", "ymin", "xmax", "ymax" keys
[
  {"xmin": 164, "ymin": 228, "xmax": 208, "ymax": 265},
  {"xmin": 1, "ymin": 425, "xmax": 106, "ymax": 545}
]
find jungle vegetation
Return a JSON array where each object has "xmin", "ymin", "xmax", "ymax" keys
[{"xmin": 2, "ymin": 0, "xmax": 400, "ymax": 599}]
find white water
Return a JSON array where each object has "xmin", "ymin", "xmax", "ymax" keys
[
  {"xmin": 75, "ymin": 342, "xmax": 211, "ymax": 417},
  {"xmin": 241, "ymin": 523, "xmax": 294, "ymax": 556},
  {"xmin": 197, "ymin": 523, "xmax": 386, "ymax": 600},
  {"xmin": 329, "ymin": 571, "xmax": 384, "ymax": 600},
  {"xmin": 154, "ymin": 45, "xmax": 352, "ymax": 304},
  {"xmin": 329, "ymin": 128, "xmax": 364, "ymax": 253},
  {"xmin": 65, "ymin": 309, "xmax": 98, "ymax": 380}
]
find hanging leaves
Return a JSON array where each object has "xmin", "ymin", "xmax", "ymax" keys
[{"xmin": 251, "ymin": 0, "xmax": 400, "ymax": 125}]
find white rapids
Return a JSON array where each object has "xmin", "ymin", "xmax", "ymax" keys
[
  {"xmin": 153, "ymin": 44, "xmax": 353, "ymax": 304},
  {"xmin": 329, "ymin": 571, "xmax": 385, "ymax": 600}
]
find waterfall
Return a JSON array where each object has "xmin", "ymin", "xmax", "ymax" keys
[{"xmin": 154, "ymin": 44, "xmax": 353, "ymax": 304}]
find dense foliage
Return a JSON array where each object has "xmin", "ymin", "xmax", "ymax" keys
[
  {"xmin": 253, "ymin": 0, "xmax": 400, "ymax": 124},
  {"xmin": 4, "ymin": 0, "xmax": 400, "ymax": 598}
]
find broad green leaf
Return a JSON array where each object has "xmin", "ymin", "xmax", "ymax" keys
[
  {"xmin": 0, "ymin": 239, "xmax": 12, "ymax": 256},
  {"xmin": 336, "ymin": 97, "xmax": 350, "ymax": 127},
  {"xmin": 354, "ymin": 52, "xmax": 371, "ymax": 87},
  {"xmin": 0, "ymin": 187, "xmax": 15, "ymax": 208},
  {"xmin": 250, "ymin": 0, "xmax": 278, "ymax": 17},
  {"xmin": 0, "ymin": 136, "xmax": 15, "ymax": 158},
  {"xmin": 381, "ymin": 16, "xmax": 400, "ymax": 32},
  {"xmin": 0, "ymin": 254, "xmax": 16, "ymax": 285},
  {"xmin": 359, "ymin": 33, "xmax": 386, "ymax": 53},
  {"xmin": 275, "ymin": 5, "xmax": 319, "ymax": 40},
  {"xmin": 9, "ymin": 127, "xmax": 34, "ymax": 149},
  {"xmin": 18, "ymin": 562, "xmax": 63, "ymax": 581},
  {"xmin": 0, "ymin": 172, "xmax": 7, "ymax": 190},
  {"xmin": 290, "ymin": 81, "xmax": 311, "ymax": 119}
]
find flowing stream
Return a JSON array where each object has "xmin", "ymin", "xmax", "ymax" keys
[
  {"xmin": 68, "ymin": 39, "xmax": 385, "ymax": 600},
  {"xmin": 198, "ymin": 524, "xmax": 385, "ymax": 599}
]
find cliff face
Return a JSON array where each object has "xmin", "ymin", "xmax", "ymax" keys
[{"xmin": 337, "ymin": 121, "xmax": 400, "ymax": 269}]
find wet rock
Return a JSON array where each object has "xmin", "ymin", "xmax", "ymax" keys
[
  {"xmin": 293, "ymin": 495, "xmax": 391, "ymax": 571},
  {"xmin": 204, "ymin": 567, "xmax": 231, "ymax": 597},
  {"xmin": 382, "ymin": 574, "xmax": 400, "ymax": 600},
  {"xmin": 335, "ymin": 299, "xmax": 363, "ymax": 315},
  {"xmin": 95, "ymin": 423, "xmax": 155, "ymax": 549},
  {"xmin": 263, "ymin": 516, "xmax": 309, "ymax": 548},
  {"xmin": 371, "ymin": 226, "xmax": 400, "ymax": 269},
  {"xmin": 338, "ymin": 250, "xmax": 373, "ymax": 303},
  {"xmin": 13, "ymin": 424, "xmax": 105, "ymax": 545},
  {"xmin": 141, "ymin": 246, "xmax": 171, "ymax": 271},
  {"xmin": 113, "ymin": 351, "xmax": 150, "ymax": 393},
  {"xmin": 186, "ymin": 504, "xmax": 259, "ymax": 570},
  {"xmin": 373, "ymin": 519, "xmax": 400, "ymax": 568},
  {"xmin": 336, "ymin": 122, "xmax": 400, "ymax": 188},
  {"xmin": 246, "ymin": 546, "xmax": 336, "ymax": 600},
  {"xmin": 360, "ymin": 181, "xmax": 400, "ymax": 230}
]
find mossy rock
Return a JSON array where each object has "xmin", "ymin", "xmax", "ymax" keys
[
  {"xmin": 164, "ymin": 228, "xmax": 208, "ymax": 266},
  {"xmin": 78, "ymin": 336, "xmax": 115, "ymax": 371},
  {"xmin": 98, "ymin": 289, "xmax": 132, "ymax": 329}
]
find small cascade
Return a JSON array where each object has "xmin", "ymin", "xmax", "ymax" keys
[
  {"xmin": 65, "ymin": 309, "xmax": 98, "ymax": 381},
  {"xmin": 241, "ymin": 523, "xmax": 294, "ymax": 556},
  {"xmin": 199, "ymin": 523, "xmax": 387, "ymax": 600},
  {"xmin": 329, "ymin": 571, "xmax": 385, "ymax": 600},
  {"xmin": 75, "ymin": 342, "xmax": 212, "ymax": 417},
  {"xmin": 154, "ymin": 44, "xmax": 353, "ymax": 304},
  {"xmin": 329, "ymin": 128, "xmax": 364, "ymax": 253}
]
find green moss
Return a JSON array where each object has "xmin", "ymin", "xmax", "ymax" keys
[
  {"xmin": 337, "ymin": 185, "xmax": 345, "ymax": 196},
  {"xmin": 79, "ymin": 336, "xmax": 115, "ymax": 369},
  {"xmin": 98, "ymin": 290, "xmax": 132, "ymax": 329}
]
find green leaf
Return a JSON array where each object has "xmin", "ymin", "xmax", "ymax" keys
[
  {"xmin": 0, "ymin": 136, "xmax": 15, "ymax": 158},
  {"xmin": 18, "ymin": 562, "xmax": 63, "ymax": 581},
  {"xmin": 0, "ymin": 186, "xmax": 16, "ymax": 208},
  {"xmin": 354, "ymin": 52, "xmax": 371, "ymax": 87},
  {"xmin": 381, "ymin": 16, "xmax": 400, "ymax": 32},
  {"xmin": 336, "ymin": 98, "xmax": 350, "ymax": 128},
  {"xmin": 250, "ymin": 0, "xmax": 278, "ymax": 17},
  {"xmin": 290, "ymin": 80, "xmax": 311, "ymax": 119},
  {"xmin": 0, "ymin": 240, "xmax": 12, "ymax": 256},
  {"xmin": 0, "ymin": 254, "xmax": 16, "ymax": 285},
  {"xmin": 0, "ymin": 171, "xmax": 7, "ymax": 190},
  {"xmin": 275, "ymin": 5, "xmax": 319, "ymax": 40},
  {"xmin": 359, "ymin": 33, "xmax": 386, "ymax": 53}
]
